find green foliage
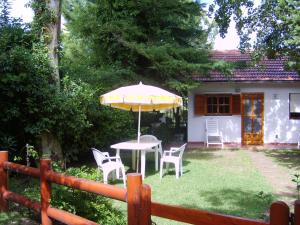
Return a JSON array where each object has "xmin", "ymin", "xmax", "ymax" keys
[
  {"xmin": 51, "ymin": 166, "xmax": 125, "ymax": 225},
  {"xmin": 0, "ymin": 0, "xmax": 10, "ymax": 26},
  {"xmin": 10, "ymin": 166, "xmax": 125, "ymax": 225},
  {"xmin": 210, "ymin": 0, "xmax": 300, "ymax": 73},
  {"xmin": 0, "ymin": 8, "xmax": 55, "ymax": 150},
  {"xmin": 28, "ymin": 0, "xmax": 53, "ymax": 42},
  {"xmin": 0, "ymin": 4, "xmax": 86, "ymax": 161},
  {"xmin": 0, "ymin": 212, "xmax": 26, "ymax": 225},
  {"xmin": 0, "ymin": 2, "xmax": 135, "ymax": 162},
  {"xmin": 62, "ymin": 0, "xmax": 215, "ymax": 95},
  {"xmin": 152, "ymin": 123, "xmax": 174, "ymax": 145}
]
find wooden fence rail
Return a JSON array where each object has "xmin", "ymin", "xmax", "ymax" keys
[{"xmin": 0, "ymin": 150, "xmax": 297, "ymax": 225}]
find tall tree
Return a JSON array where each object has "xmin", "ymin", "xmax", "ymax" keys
[
  {"xmin": 30, "ymin": 0, "xmax": 63, "ymax": 159},
  {"xmin": 210, "ymin": 0, "xmax": 300, "ymax": 73},
  {"xmin": 62, "ymin": 0, "xmax": 216, "ymax": 95}
]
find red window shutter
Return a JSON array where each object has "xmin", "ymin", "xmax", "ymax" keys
[
  {"xmin": 231, "ymin": 94, "xmax": 241, "ymax": 115},
  {"xmin": 194, "ymin": 95, "xmax": 205, "ymax": 115}
]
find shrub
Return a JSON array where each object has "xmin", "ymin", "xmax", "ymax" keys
[
  {"xmin": 10, "ymin": 165, "xmax": 126, "ymax": 225},
  {"xmin": 51, "ymin": 166, "xmax": 126, "ymax": 225}
]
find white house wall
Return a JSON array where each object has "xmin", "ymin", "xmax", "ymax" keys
[{"xmin": 188, "ymin": 82, "xmax": 300, "ymax": 144}]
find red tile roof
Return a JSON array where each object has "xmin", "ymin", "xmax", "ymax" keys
[{"xmin": 194, "ymin": 50, "xmax": 300, "ymax": 82}]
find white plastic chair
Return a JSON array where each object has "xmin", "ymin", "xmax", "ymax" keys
[
  {"xmin": 298, "ymin": 131, "xmax": 300, "ymax": 149},
  {"xmin": 140, "ymin": 135, "xmax": 162, "ymax": 155},
  {"xmin": 206, "ymin": 118, "xmax": 223, "ymax": 148},
  {"xmin": 160, "ymin": 143, "xmax": 187, "ymax": 180},
  {"xmin": 91, "ymin": 148, "xmax": 126, "ymax": 187},
  {"xmin": 140, "ymin": 135, "xmax": 162, "ymax": 172}
]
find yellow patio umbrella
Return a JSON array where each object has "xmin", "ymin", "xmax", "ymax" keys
[{"xmin": 100, "ymin": 82, "xmax": 183, "ymax": 142}]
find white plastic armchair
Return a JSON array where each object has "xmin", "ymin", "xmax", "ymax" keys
[
  {"xmin": 91, "ymin": 148, "xmax": 126, "ymax": 187},
  {"xmin": 160, "ymin": 143, "xmax": 187, "ymax": 180},
  {"xmin": 206, "ymin": 118, "xmax": 223, "ymax": 148},
  {"xmin": 140, "ymin": 135, "xmax": 162, "ymax": 155}
]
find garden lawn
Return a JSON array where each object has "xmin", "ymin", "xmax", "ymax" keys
[
  {"xmin": 264, "ymin": 149, "xmax": 300, "ymax": 174},
  {"xmin": 263, "ymin": 149, "xmax": 300, "ymax": 203},
  {"xmin": 113, "ymin": 149, "xmax": 275, "ymax": 225}
]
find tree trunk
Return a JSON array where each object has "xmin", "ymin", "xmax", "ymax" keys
[
  {"xmin": 39, "ymin": 131, "xmax": 64, "ymax": 166},
  {"xmin": 46, "ymin": 0, "xmax": 62, "ymax": 87},
  {"xmin": 40, "ymin": 0, "xmax": 63, "ymax": 161},
  {"xmin": 173, "ymin": 107, "xmax": 181, "ymax": 133}
]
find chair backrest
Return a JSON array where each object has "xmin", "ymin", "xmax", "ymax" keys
[
  {"xmin": 91, "ymin": 148, "xmax": 107, "ymax": 167},
  {"xmin": 206, "ymin": 119, "xmax": 219, "ymax": 135},
  {"xmin": 140, "ymin": 135, "xmax": 163, "ymax": 154},
  {"xmin": 140, "ymin": 135, "xmax": 158, "ymax": 142},
  {"xmin": 178, "ymin": 143, "xmax": 187, "ymax": 159}
]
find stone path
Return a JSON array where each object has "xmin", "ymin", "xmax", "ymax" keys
[{"xmin": 245, "ymin": 150, "xmax": 296, "ymax": 206}]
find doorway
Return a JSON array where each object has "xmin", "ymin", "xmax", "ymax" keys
[{"xmin": 241, "ymin": 93, "xmax": 264, "ymax": 145}]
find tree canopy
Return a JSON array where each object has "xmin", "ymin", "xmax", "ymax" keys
[
  {"xmin": 0, "ymin": 0, "xmax": 134, "ymax": 162},
  {"xmin": 210, "ymin": 0, "xmax": 300, "ymax": 73},
  {"xmin": 62, "ymin": 0, "xmax": 216, "ymax": 95}
]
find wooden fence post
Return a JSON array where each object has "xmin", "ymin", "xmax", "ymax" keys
[
  {"xmin": 0, "ymin": 151, "xmax": 8, "ymax": 211},
  {"xmin": 127, "ymin": 173, "xmax": 142, "ymax": 225},
  {"xmin": 140, "ymin": 184, "xmax": 151, "ymax": 225},
  {"xmin": 294, "ymin": 200, "xmax": 300, "ymax": 225},
  {"xmin": 40, "ymin": 159, "xmax": 52, "ymax": 225},
  {"xmin": 269, "ymin": 201, "xmax": 289, "ymax": 225}
]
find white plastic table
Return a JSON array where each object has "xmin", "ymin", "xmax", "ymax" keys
[{"xmin": 111, "ymin": 140, "xmax": 162, "ymax": 179}]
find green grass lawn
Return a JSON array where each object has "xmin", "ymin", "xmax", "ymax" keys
[
  {"xmin": 112, "ymin": 149, "xmax": 275, "ymax": 225},
  {"xmin": 264, "ymin": 149, "xmax": 300, "ymax": 174}
]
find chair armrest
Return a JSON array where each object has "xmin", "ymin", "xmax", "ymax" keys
[{"xmin": 107, "ymin": 156, "xmax": 121, "ymax": 160}]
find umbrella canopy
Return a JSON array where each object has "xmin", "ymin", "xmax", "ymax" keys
[
  {"xmin": 100, "ymin": 82, "xmax": 182, "ymax": 142},
  {"xmin": 100, "ymin": 82, "xmax": 182, "ymax": 111}
]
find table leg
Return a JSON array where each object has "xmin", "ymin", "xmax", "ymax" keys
[
  {"xmin": 136, "ymin": 150, "xmax": 140, "ymax": 173},
  {"xmin": 141, "ymin": 150, "xmax": 146, "ymax": 180},
  {"xmin": 116, "ymin": 149, "xmax": 120, "ymax": 179},
  {"xmin": 155, "ymin": 148, "xmax": 158, "ymax": 171},
  {"xmin": 132, "ymin": 151, "xmax": 136, "ymax": 170}
]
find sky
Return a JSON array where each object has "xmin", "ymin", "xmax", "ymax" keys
[{"xmin": 10, "ymin": 0, "xmax": 245, "ymax": 50}]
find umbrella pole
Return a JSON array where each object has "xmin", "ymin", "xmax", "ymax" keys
[
  {"xmin": 136, "ymin": 105, "xmax": 141, "ymax": 173},
  {"xmin": 137, "ymin": 105, "xmax": 141, "ymax": 143}
]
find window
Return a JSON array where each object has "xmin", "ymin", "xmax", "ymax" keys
[
  {"xmin": 290, "ymin": 93, "xmax": 300, "ymax": 119},
  {"xmin": 207, "ymin": 95, "xmax": 230, "ymax": 114},
  {"xmin": 194, "ymin": 94, "xmax": 241, "ymax": 116}
]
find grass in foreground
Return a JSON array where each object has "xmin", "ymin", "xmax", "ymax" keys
[{"xmin": 113, "ymin": 149, "xmax": 275, "ymax": 225}]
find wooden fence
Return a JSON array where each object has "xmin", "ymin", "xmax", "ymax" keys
[{"xmin": 0, "ymin": 150, "xmax": 298, "ymax": 225}]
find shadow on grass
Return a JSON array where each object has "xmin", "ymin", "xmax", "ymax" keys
[
  {"xmin": 184, "ymin": 148, "xmax": 242, "ymax": 161},
  {"xmin": 182, "ymin": 188, "xmax": 274, "ymax": 220},
  {"xmin": 184, "ymin": 150, "xmax": 222, "ymax": 161},
  {"xmin": 143, "ymin": 160, "xmax": 192, "ymax": 178},
  {"xmin": 264, "ymin": 150, "xmax": 300, "ymax": 171},
  {"xmin": 116, "ymin": 151, "xmax": 193, "ymax": 177}
]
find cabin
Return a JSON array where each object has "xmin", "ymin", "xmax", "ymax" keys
[{"xmin": 188, "ymin": 50, "xmax": 300, "ymax": 146}]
